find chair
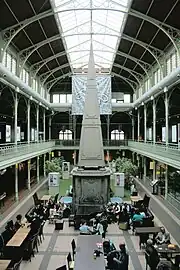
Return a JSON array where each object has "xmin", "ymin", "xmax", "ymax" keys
[
  {"xmin": 49, "ymin": 209, "xmax": 55, "ymax": 224},
  {"xmin": 39, "ymin": 221, "xmax": 45, "ymax": 243},
  {"xmin": 63, "ymin": 208, "xmax": 71, "ymax": 218},
  {"xmin": 54, "ymin": 193, "xmax": 59, "ymax": 204},
  {"xmin": 0, "ymin": 234, "xmax": 4, "ymax": 256},
  {"xmin": 56, "ymin": 265, "xmax": 67, "ymax": 270},
  {"xmin": 33, "ymin": 193, "xmax": 40, "ymax": 206},
  {"xmin": 145, "ymin": 251, "xmax": 150, "ymax": 270},
  {"xmin": 69, "ymin": 215, "xmax": 75, "ymax": 227},
  {"xmin": 71, "ymin": 239, "xmax": 76, "ymax": 260},
  {"xmin": 23, "ymin": 236, "xmax": 36, "ymax": 261},
  {"xmin": 132, "ymin": 221, "xmax": 142, "ymax": 233},
  {"xmin": 143, "ymin": 194, "xmax": 150, "ymax": 208},
  {"xmin": 67, "ymin": 252, "xmax": 74, "ymax": 270},
  {"xmin": 10, "ymin": 257, "xmax": 23, "ymax": 270}
]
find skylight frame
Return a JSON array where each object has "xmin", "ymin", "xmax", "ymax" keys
[{"xmin": 51, "ymin": 0, "xmax": 131, "ymax": 72}]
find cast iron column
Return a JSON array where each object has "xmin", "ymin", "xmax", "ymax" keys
[
  {"xmin": 144, "ymin": 104, "xmax": 147, "ymax": 142},
  {"xmin": 49, "ymin": 115, "xmax": 52, "ymax": 140},
  {"xmin": 15, "ymin": 164, "xmax": 19, "ymax": 201},
  {"xmin": 27, "ymin": 100, "xmax": 30, "ymax": 143},
  {"xmin": 153, "ymin": 99, "xmax": 156, "ymax": 144},
  {"xmin": 14, "ymin": 92, "xmax": 18, "ymax": 145},
  {"xmin": 27, "ymin": 160, "xmax": 31, "ymax": 191},
  {"xmin": 43, "ymin": 109, "xmax": 46, "ymax": 141},
  {"xmin": 36, "ymin": 105, "xmax": 39, "ymax": 142},
  {"xmin": 37, "ymin": 156, "xmax": 39, "ymax": 183},
  {"xmin": 137, "ymin": 109, "xmax": 140, "ymax": 141},
  {"xmin": 165, "ymin": 164, "xmax": 168, "ymax": 199},
  {"xmin": 164, "ymin": 90, "xmax": 169, "ymax": 146},
  {"xmin": 132, "ymin": 115, "xmax": 135, "ymax": 140}
]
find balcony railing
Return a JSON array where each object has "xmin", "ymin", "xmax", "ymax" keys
[
  {"xmin": 55, "ymin": 139, "xmax": 128, "ymax": 147},
  {"xmin": 0, "ymin": 141, "xmax": 55, "ymax": 161}
]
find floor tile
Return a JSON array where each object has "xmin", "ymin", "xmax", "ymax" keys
[
  {"xmin": 138, "ymin": 254, "xmax": 146, "ymax": 269},
  {"xmin": 47, "ymin": 255, "xmax": 67, "ymax": 270},
  {"xmin": 44, "ymin": 221, "xmax": 55, "ymax": 234},
  {"xmin": 53, "ymin": 235, "xmax": 77, "ymax": 253},
  {"xmin": 39, "ymin": 236, "xmax": 52, "ymax": 252},
  {"xmin": 20, "ymin": 255, "xmax": 44, "ymax": 270}
]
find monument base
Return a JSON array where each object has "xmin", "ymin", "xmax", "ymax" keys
[{"xmin": 72, "ymin": 167, "xmax": 111, "ymax": 215}]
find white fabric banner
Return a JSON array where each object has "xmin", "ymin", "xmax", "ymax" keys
[
  {"xmin": 6, "ymin": 125, "xmax": 11, "ymax": 142},
  {"xmin": 72, "ymin": 75, "xmax": 112, "ymax": 115},
  {"xmin": 172, "ymin": 125, "xmax": 177, "ymax": 143},
  {"xmin": 17, "ymin": 126, "xmax": 21, "ymax": 142}
]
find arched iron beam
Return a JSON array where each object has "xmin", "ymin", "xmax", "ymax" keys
[
  {"xmin": 31, "ymin": 49, "xmax": 114, "ymax": 77},
  {"xmin": 116, "ymin": 51, "xmax": 150, "ymax": 78},
  {"xmin": 111, "ymin": 72, "xmax": 137, "ymax": 90},
  {"xmin": 113, "ymin": 63, "xmax": 143, "ymax": 85},
  {"xmin": 1, "ymin": 7, "xmax": 178, "ymax": 61},
  {"xmin": 39, "ymin": 63, "xmax": 70, "ymax": 80},
  {"xmin": 42, "ymin": 55, "xmax": 90, "ymax": 86},
  {"xmin": 46, "ymin": 72, "xmax": 72, "ymax": 92},
  {"xmin": 122, "ymin": 34, "xmax": 163, "ymax": 76}
]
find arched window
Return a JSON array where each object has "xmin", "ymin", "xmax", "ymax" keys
[
  {"xmin": 59, "ymin": 129, "xmax": 72, "ymax": 140},
  {"xmin": 111, "ymin": 130, "xmax": 124, "ymax": 140}
]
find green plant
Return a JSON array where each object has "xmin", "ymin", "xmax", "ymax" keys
[
  {"xmin": 115, "ymin": 157, "xmax": 138, "ymax": 179},
  {"xmin": 45, "ymin": 157, "xmax": 63, "ymax": 176}
]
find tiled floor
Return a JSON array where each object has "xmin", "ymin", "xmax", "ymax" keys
[{"xmin": 20, "ymin": 219, "xmax": 147, "ymax": 270}]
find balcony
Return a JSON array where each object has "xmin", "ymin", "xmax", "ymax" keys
[
  {"xmin": 128, "ymin": 140, "xmax": 180, "ymax": 168},
  {"xmin": 0, "ymin": 141, "xmax": 55, "ymax": 170}
]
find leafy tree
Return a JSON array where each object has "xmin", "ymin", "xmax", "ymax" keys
[
  {"xmin": 115, "ymin": 157, "xmax": 138, "ymax": 179},
  {"xmin": 45, "ymin": 157, "xmax": 63, "ymax": 177}
]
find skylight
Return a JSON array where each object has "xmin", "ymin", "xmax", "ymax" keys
[{"xmin": 51, "ymin": 0, "xmax": 131, "ymax": 72}]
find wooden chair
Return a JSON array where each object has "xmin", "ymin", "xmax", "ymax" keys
[
  {"xmin": 71, "ymin": 239, "xmax": 76, "ymax": 260},
  {"xmin": 68, "ymin": 215, "xmax": 75, "ymax": 227},
  {"xmin": 67, "ymin": 252, "xmax": 74, "ymax": 270},
  {"xmin": 33, "ymin": 193, "xmax": 40, "ymax": 206}
]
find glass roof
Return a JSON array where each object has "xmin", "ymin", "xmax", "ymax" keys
[{"xmin": 52, "ymin": 0, "xmax": 131, "ymax": 72}]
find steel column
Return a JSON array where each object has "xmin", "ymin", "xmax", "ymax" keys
[
  {"xmin": 36, "ymin": 105, "xmax": 39, "ymax": 142},
  {"xmin": 37, "ymin": 156, "xmax": 39, "ymax": 183},
  {"xmin": 14, "ymin": 92, "xmax": 18, "ymax": 145},
  {"xmin": 44, "ymin": 154, "xmax": 46, "ymax": 177},
  {"xmin": 43, "ymin": 109, "xmax": 46, "ymax": 141},
  {"xmin": 165, "ymin": 164, "xmax": 168, "ymax": 199},
  {"xmin": 27, "ymin": 160, "xmax": 31, "ymax": 191},
  {"xmin": 144, "ymin": 104, "xmax": 147, "ymax": 142},
  {"xmin": 153, "ymin": 99, "xmax": 156, "ymax": 143},
  {"xmin": 165, "ymin": 90, "xmax": 169, "ymax": 146},
  {"xmin": 27, "ymin": 100, "xmax": 30, "ymax": 143},
  {"xmin": 143, "ymin": 156, "xmax": 147, "ymax": 181},
  {"xmin": 132, "ymin": 116, "xmax": 135, "ymax": 140},
  {"xmin": 15, "ymin": 164, "xmax": 19, "ymax": 201},
  {"xmin": 137, "ymin": 110, "xmax": 140, "ymax": 141},
  {"xmin": 49, "ymin": 115, "xmax": 52, "ymax": 140}
]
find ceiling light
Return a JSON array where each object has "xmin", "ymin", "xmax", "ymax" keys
[
  {"xmin": 141, "ymin": 102, "xmax": 144, "ymax": 106},
  {"xmin": 151, "ymin": 96, "xmax": 154, "ymax": 100}
]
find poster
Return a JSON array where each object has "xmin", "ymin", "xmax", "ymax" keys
[
  {"xmin": 35, "ymin": 129, "xmax": 37, "ymax": 141},
  {"xmin": 21, "ymin": 132, "xmax": 24, "ymax": 140},
  {"xmin": 162, "ymin": 127, "xmax": 166, "ymax": 142},
  {"xmin": 114, "ymin": 173, "xmax": 124, "ymax": 187},
  {"xmin": 6, "ymin": 125, "xmax": 11, "ymax": 142},
  {"xmin": 172, "ymin": 125, "xmax": 177, "ymax": 143},
  {"xmin": 17, "ymin": 126, "xmax": 21, "ymax": 142},
  {"xmin": 148, "ymin": 128, "xmax": 152, "ymax": 141},
  {"xmin": 31, "ymin": 128, "xmax": 35, "ymax": 141},
  {"xmin": 48, "ymin": 173, "xmax": 59, "ymax": 187}
]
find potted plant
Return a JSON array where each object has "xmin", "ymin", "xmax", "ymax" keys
[
  {"xmin": 45, "ymin": 157, "xmax": 63, "ymax": 178},
  {"xmin": 115, "ymin": 157, "xmax": 138, "ymax": 189}
]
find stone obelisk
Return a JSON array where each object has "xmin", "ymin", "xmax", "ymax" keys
[{"xmin": 72, "ymin": 44, "xmax": 110, "ymax": 215}]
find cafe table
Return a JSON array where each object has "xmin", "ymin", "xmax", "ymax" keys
[
  {"xmin": 40, "ymin": 195, "xmax": 51, "ymax": 205},
  {"xmin": 6, "ymin": 226, "xmax": 30, "ymax": 247},
  {"xmin": 156, "ymin": 244, "xmax": 180, "ymax": 256},
  {"xmin": 130, "ymin": 196, "xmax": 141, "ymax": 205},
  {"xmin": 74, "ymin": 235, "xmax": 105, "ymax": 270},
  {"xmin": 0, "ymin": 260, "xmax": 11, "ymax": 270},
  {"xmin": 136, "ymin": 227, "xmax": 161, "ymax": 247}
]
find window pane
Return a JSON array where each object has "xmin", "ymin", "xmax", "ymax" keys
[
  {"xmin": 67, "ymin": 94, "xmax": 72, "ymax": 103},
  {"xmin": 53, "ymin": 94, "xmax": 59, "ymax": 103},
  {"xmin": 60, "ymin": 94, "xmax": 66, "ymax": 103},
  {"xmin": 111, "ymin": 99, "xmax": 116, "ymax": 103},
  {"xmin": 11, "ymin": 58, "xmax": 16, "ymax": 75},
  {"xmin": 124, "ymin": 94, "xmax": 130, "ymax": 103},
  {"xmin": 6, "ymin": 53, "xmax": 12, "ymax": 70}
]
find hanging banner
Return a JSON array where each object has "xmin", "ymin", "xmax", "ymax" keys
[
  {"xmin": 31, "ymin": 128, "xmax": 35, "ymax": 141},
  {"xmin": 17, "ymin": 126, "xmax": 21, "ymax": 142},
  {"xmin": 6, "ymin": 125, "xmax": 11, "ymax": 142},
  {"xmin": 172, "ymin": 125, "xmax": 177, "ymax": 143},
  {"xmin": 162, "ymin": 127, "xmax": 166, "ymax": 142}
]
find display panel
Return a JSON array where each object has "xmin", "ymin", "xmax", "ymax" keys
[
  {"xmin": 6, "ymin": 125, "xmax": 11, "ymax": 142},
  {"xmin": 72, "ymin": 75, "xmax": 112, "ymax": 115},
  {"xmin": 172, "ymin": 125, "xmax": 177, "ymax": 143}
]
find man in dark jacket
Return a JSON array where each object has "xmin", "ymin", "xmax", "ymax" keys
[
  {"xmin": 145, "ymin": 239, "xmax": 159, "ymax": 270},
  {"xmin": 107, "ymin": 243, "xmax": 129, "ymax": 270}
]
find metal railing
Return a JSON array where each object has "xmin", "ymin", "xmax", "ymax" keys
[
  {"xmin": 128, "ymin": 140, "xmax": 180, "ymax": 162},
  {"xmin": 54, "ymin": 139, "xmax": 128, "ymax": 147},
  {"xmin": 0, "ymin": 140, "xmax": 55, "ymax": 161}
]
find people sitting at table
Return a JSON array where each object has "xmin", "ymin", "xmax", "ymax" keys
[
  {"xmin": 122, "ymin": 203, "xmax": 131, "ymax": 213},
  {"xmin": 28, "ymin": 216, "xmax": 41, "ymax": 238},
  {"xmin": 107, "ymin": 243, "xmax": 129, "ymax": 270},
  {"xmin": 156, "ymin": 253, "xmax": 172, "ymax": 270},
  {"xmin": 94, "ymin": 219, "xmax": 105, "ymax": 238},
  {"xmin": 132, "ymin": 209, "xmax": 144, "ymax": 223},
  {"xmin": 155, "ymin": 227, "xmax": 171, "ymax": 245},
  {"xmin": 118, "ymin": 208, "xmax": 130, "ymax": 229},
  {"xmin": 79, "ymin": 220, "xmax": 91, "ymax": 235},
  {"xmin": 145, "ymin": 239, "xmax": 160, "ymax": 270},
  {"xmin": 14, "ymin": 214, "xmax": 23, "ymax": 231},
  {"xmin": 112, "ymin": 203, "xmax": 121, "ymax": 222}
]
